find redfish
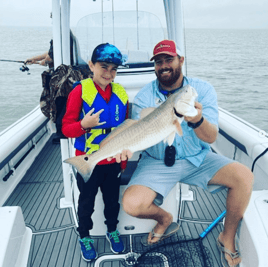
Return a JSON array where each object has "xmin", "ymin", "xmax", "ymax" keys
[{"xmin": 64, "ymin": 85, "xmax": 198, "ymax": 182}]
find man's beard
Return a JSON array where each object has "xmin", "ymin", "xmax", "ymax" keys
[{"xmin": 156, "ymin": 66, "xmax": 181, "ymax": 87}]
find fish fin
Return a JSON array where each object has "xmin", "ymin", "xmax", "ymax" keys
[
  {"xmin": 165, "ymin": 132, "xmax": 176, "ymax": 146},
  {"xmin": 140, "ymin": 107, "xmax": 156, "ymax": 119},
  {"xmin": 64, "ymin": 154, "xmax": 96, "ymax": 183},
  {"xmin": 173, "ymin": 120, "xmax": 183, "ymax": 136},
  {"xmin": 100, "ymin": 119, "xmax": 137, "ymax": 148}
]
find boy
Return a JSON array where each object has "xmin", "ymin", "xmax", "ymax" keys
[{"xmin": 62, "ymin": 43, "xmax": 128, "ymax": 261}]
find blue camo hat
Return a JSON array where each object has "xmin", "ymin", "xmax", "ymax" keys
[{"xmin": 91, "ymin": 43, "xmax": 127, "ymax": 66}]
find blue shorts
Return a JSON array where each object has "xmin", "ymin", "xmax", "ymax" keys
[{"xmin": 126, "ymin": 151, "xmax": 234, "ymax": 198}]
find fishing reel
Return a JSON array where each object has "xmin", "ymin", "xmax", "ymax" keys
[
  {"xmin": 0, "ymin": 59, "xmax": 31, "ymax": 74},
  {"xmin": 20, "ymin": 64, "xmax": 30, "ymax": 75}
]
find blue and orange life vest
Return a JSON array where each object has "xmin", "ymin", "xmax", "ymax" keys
[{"xmin": 74, "ymin": 78, "xmax": 128, "ymax": 154}]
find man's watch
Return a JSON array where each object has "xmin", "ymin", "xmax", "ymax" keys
[{"xmin": 187, "ymin": 116, "xmax": 204, "ymax": 129}]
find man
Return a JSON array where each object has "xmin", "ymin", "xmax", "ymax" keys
[
  {"xmin": 115, "ymin": 40, "xmax": 253, "ymax": 267},
  {"xmin": 25, "ymin": 30, "xmax": 75, "ymax": 144}
]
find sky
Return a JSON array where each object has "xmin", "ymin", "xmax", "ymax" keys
[{"xmin": 0, "ymin": 0, "xmax": 268, "ymax": 29}]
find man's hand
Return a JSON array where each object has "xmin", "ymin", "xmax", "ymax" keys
[
  {"xmin": 107, "ymin": 149, "xmax": 133, "ymax": 163},
  {"xmin": 184, "ymin": 101, "xmax": 203, "ymax": 123},
  {"xmin": 24, "ymin": 59, "xmax": 35, "ymax": 65},
  {"xmin": 81, "ymin": 108, "xmax": 106, "ymax": 129},
  {"xmin": 39, "ymin": 59, "xmax": 48, "ymax": 66},
  {"xmin": 183, "ymin": 101, "xmax": 218, "ymax": 143}
]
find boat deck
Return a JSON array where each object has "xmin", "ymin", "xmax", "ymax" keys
[{"xmin": 4, "ymin": 135, "xmax": 227, "ymax": 267}]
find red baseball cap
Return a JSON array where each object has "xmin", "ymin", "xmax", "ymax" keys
[{"xmin": 150, "ymin": 40, "xmax": 181, "ymax": 61}]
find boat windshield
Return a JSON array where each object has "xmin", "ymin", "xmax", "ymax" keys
[{"xmin": 74, "ymin": 11, "xmax": 166, "ymax": 67}]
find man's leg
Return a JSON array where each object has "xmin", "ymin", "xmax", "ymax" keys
[
  {"xmin": 208, "ymin": 162, "xmax": 254, "ymax": 266},
  {"xmin": 122, "ymin": 185, "xmax": 173, "ymax": 243}
]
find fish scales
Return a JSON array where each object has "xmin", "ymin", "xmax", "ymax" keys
[{"xmin": 114, "ymin": 107, "xmax": 173, "ymax": 152}]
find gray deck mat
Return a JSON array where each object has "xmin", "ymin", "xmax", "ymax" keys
[{"xmin": 4, "ymin": 135, "xmax": 227, "ymax": 267}]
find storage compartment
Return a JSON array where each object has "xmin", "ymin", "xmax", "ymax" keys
[{"xmin": 0, "ymin": 206, "xmax": 32, "ymax": 267}]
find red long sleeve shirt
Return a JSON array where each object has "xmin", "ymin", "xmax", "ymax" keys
[{"xmin": 62, "ymin": 82, "xmax": 128, "ymax": 168}]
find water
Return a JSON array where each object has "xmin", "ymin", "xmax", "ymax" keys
[
  {"xmin": 185, "ymin": 29, "xmax": 268, "ymax": 133},
  {"xmin": 0, "ymin": 26, "xmax": 267, "ymax": 133},
  {"xmin": 0, "ymin": 26, "xmax": 53, "ymax": 132}
]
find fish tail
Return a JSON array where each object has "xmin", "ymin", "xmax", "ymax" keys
[{"xmin": 64, "ymin": 154, "xmax": 96, "ymax": 183}]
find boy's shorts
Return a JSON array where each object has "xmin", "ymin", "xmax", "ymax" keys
[{"xmin": 126, "ymin": 151, "xmax": 234, "ymax": 198}]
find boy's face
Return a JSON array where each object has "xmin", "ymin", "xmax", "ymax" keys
[{"xmin": 89, "ymin": 61, "xmax": 118, "ymax": 90}]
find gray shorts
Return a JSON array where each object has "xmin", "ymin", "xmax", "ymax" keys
[{"xmin": 126, "ymin": 151, "xmax": 234, "ymax": 198}]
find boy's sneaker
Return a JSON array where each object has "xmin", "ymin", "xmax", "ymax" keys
[
  {"xmin": 106, "ymin": 230, "xmax": 125, "ymax": 254},
  {"xmin": 79, "ymin": 236, "xmax": 97, "ymax": 261}
]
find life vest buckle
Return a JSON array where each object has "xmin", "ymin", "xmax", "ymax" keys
[{"xmin": 102, "ymin": 128, "xmax": 112, "ymax": 134}]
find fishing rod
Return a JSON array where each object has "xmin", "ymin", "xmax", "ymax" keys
[
  {"xmin": 0, "ymin": 59, "xmax": 31, "ymax": 74},
  {"xmin": 0, "ymin": 59, "xmax": 25, "ymax": 63}
]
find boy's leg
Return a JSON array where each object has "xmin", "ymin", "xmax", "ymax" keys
[
  {"xmin": 76, "ymin": 167, "xmax": 102, "ymax": 238},
  {"xmin": 100, "ymin": 163, "xmax": 121, "ymax": 232},
  {"xmin": 101, "ymin": 163, "xmax": 124, "ymax": 253},
  {"xmin": 76, "ymin": 169, "xmax": 104, "ymax": 261}
]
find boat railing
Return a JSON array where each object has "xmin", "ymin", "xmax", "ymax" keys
[
  {"xmin": 212, "ymin": 108, "xmax": 268, "ymax": 190},
  {"xmin": 0, "ymin": 106, "xmax": 53, "ymax": 206},
  {"xmin": 59, "ymin": 138, "xmax": 77, "ymax": 210}
]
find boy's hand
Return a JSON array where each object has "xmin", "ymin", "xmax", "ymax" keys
[
  {"xmin": 81, "ymin": 108, "xmax": 106, "ymax": 129},
  {"xmin": 107, "ymin": 149, "xmax": 133, "ymax": 163}
]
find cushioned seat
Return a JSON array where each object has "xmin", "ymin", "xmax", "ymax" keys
[{"xmin": 120, "ymin": 161, "xmax": 138, "ymax": 185}]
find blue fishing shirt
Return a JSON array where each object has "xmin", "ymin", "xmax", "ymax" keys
[{"xmin": 132, "ymin": 76, "xmax": 219, "ymax": 167}]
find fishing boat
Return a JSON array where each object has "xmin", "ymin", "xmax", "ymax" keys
[{"xmin": 1, "ymin": 0, "xmax": 268, "ymax": 266}]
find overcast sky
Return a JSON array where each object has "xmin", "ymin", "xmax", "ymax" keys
[{"xmin": 0, "ymin": 0, "xmax": 267, "ymax": 29}]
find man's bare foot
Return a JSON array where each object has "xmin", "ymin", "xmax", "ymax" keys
[
  {"xmin": 147, "ymin": 212, "xmax": 173, "ymax": 244},
  {"xmin": 217, "ymin": 232, "xmax": 241, "ymax": 267}
]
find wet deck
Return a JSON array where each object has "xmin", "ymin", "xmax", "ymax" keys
[{"xmin": 4, "ymin": 135, "xmax": 227, "ymax": 267}]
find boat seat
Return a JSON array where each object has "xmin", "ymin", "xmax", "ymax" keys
[
  {"xmin": 151, "ymin": 184, "xmax": 225, "ymax": 207},
  {"xmin": 120, "ymin": 49, "xmax": 150, "ymax": 63},
  {"xmin": 154, "ymin": 185, "xmax": 226, "ymax": 207},
  {"xmin": 208, "ymin": 184, "xmax": 226, "ymax": 194}
]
